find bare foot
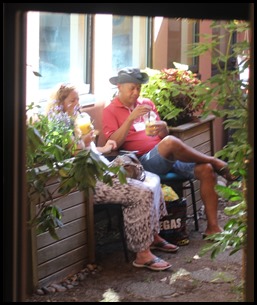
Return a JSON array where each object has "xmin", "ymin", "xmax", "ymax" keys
[
  {"xmin": 204, "ymin": 225, "xmax": 223, "ymax": 236},
  {"xmin": 152, "ymin": 235, "xmax": 178, "ymax": 251},
  {"xmin": 134, "ymin": 254, "xmax": 171, "ymax": 270},
  {"xmin": 211, "ymin": 158, "xmax": 239, "ymax": 182},
  {"xmin": 211, "ymin": 158, "xmax": 227, "ymax": 172}
]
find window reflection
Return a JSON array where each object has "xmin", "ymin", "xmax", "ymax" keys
[
  {"xmin": 112, "ymin": 16, "xmax": 133, "ymax": 69},
  {"xmin": 39, "ymin": 13, "xmax": 71, "ymax": 89},
  {"xmin": 26, "ymin": 12, "xmax": 199, "ymax": 106}
]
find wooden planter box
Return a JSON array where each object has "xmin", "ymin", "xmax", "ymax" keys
[
  {"xmin": 27, "ymin": 176, "xmax": 95, "ymax": 291},
  {"xmin": 168, "ymin": 115, "xmax": 215, "ymax": 216}
]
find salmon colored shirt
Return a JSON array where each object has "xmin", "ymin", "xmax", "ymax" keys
[{"xmin": 102, "ymin": 97, "xmax": 161, "ymax": 156}]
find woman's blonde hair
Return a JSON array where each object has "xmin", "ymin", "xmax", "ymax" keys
[{"xmin": 45, "ymin": 83, "xmax": 77, "ymax": 114}]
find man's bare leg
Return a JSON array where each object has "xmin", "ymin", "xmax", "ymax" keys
[
  {"xmin": 194, "ymin": 163, "xmax": 223, "ymax": 235},
  {"xmin": 158, "ymin": 136, "xmax": 225, "ymax": 234},
  {"xmin": 158, "ymin": 136, "xmax": 227, "ymax": 172}
]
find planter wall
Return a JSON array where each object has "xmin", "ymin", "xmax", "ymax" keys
[{"xmin": 28, "ymin": 176, "xmax": 95, "ymax": 291}]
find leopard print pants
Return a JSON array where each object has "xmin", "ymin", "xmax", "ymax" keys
[{"xmin": 93, "ymin": 171, "xmax": 167, "ymax": 253}]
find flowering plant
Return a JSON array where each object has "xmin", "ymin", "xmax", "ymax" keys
[
  {"xmin": 26, "ymin": 103, "xmax": 125, "ymax": 239},
  {"xmin": 26, "ymin": 104, "xmax": 76, "ymax": 169},
  {"xmin": 140, "ymin": 67, "xmax": 203, "ymax": 126}
]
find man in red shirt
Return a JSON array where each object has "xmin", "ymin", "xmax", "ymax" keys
[{"xmin": 103, "ymin": 67, "xmax": 238, "ymax": 236}]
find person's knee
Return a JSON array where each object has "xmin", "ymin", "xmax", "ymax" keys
[
  {"xmin": 160, "ymin": 135, "xmax": 181, "ymax": 149},
  {"xmin": 195, "ymin": 163, "xmax": 216, "ymax": 180}
]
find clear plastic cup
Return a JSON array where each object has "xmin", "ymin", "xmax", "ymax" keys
[
  {"xmin": 76, "ymin": 112, "xmax": 93, "ymax": 135},
  {"xmin": 143, "ymin": 111, "xmax": 157, "ymax": 136}
]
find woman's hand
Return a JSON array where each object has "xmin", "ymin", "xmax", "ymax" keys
[
  {"xmin": 96, "ymin": 139, "xmax": 117, "ymax": 154},
  {"xmin": 103, "ymin": 139, "xmax": 117, "ymax": 153},
  {"xmin": 81, "ymin": 130, "xmax": 96, "ymax": 147}
]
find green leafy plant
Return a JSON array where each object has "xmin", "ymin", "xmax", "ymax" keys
[
  {"xmin": 187, "ymin": 20, "xmax": 251, "ymax": 259},
  {"xmin": 26, "ymin": 104, "xmax": 126, "ymax": 239},
  {"xmin": 140, "ymin": 67, "xmax": 203, "ymax": 126},
  {"xmin": 199, "ymin": 183, "xmax": 247, "ymax": 259}
]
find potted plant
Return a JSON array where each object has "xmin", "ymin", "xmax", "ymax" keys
[
  {"xmin": 26, "ymin": 103, "xmax": 124, "ymax": 239},
  {"xmin": 140, "ymin": 67, "xmax": 203, "ymax": 126},
  {"xmin": 26, "ymin": 103, "xmax": 129, "ymax": 290}
]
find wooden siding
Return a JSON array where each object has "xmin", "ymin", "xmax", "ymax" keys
[{"xmin": 29, "ymin": 179, "xmax": 95, "ymax": 290}]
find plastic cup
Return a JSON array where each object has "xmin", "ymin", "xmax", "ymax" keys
[
  {"xmin": 145, "ymin": 121, "xmax": 155, "ymax": 136},
  {"xmin": 76, "ymin": 113, "xmax": 93, "ymax": 135},
  {"xmin": 143, "ymin": 111, "xmax": 157, "ymax": 136},
  {"xmin": 78, "ymin": 122, "xmax": 92, "ymax": 135}
]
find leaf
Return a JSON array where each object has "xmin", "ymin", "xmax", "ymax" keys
[{"xmin": 32, "ymin": 71, "xmax": 42, "ymax": 77}]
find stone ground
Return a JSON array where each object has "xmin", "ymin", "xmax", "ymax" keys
[{"xmin": 26, "ymin": 199, "xmax": 244, "ymax": 302}]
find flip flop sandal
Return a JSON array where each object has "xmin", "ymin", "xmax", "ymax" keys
[
  {"xmin": 202, "ymin": 233, "xmax": 217, "ymax": 242},
  {"xmin": 215, "ymin": 166, "xmax": 240, "ymax": 182},
  {"xmin": 132, "ymin": 257, "xmax": 172, "ymax": 271},
  {"xmin": 150, "ymin": 240, "xmax": 179, "ymax": 253},
  {"xmin": 177, "ymin": 238, "xmax": 190, "ymax": 246}
]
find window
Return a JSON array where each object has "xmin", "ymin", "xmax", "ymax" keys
[
  {"xmin": 26, "ymin": 12, "xmax": 89, "ymax": 109},
  {"xmin": 39, "ymin": 13, "xmax": 71, "ymax": 89},
  {"xmin": 26, "ymin": 12, "xmax": 150, "ymax": 109},
  {"xmin": 112, "ymin": 15, "xmax": 150, "ymax": 70},
  {"xmin": 26, "ymin": 13, "xmax": 198, "ymax": 109}
]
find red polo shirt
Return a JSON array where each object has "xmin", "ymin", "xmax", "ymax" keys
[{"xmin": 102, "ymin": 97, "xmax": 161, "ymax": 156}]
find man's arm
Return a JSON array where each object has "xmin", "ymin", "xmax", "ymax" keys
[
  {"xmin": 108, "ymin": 115, "xmax": 134, "ymax": 148},
  {"xmin": 104, "ymin": 105, "xmax": 152, "ymax": 149}
]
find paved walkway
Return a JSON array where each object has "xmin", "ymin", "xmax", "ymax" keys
[{"xmin": 27, "ymin": 198, "xmax": 244, "ymax": 302}]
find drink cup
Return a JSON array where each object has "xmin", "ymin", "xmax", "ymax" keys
[
  {"xmin": 143, "ymin": 111, "xmax": 157, "ymax": 136},
  {"xmin": 76, "ymin": 113, "xmax": 93, "ymax": 135},
  {"xmin": 79, "ymin": 121, "xmax": 92, "ymax": 135},
  {"xmin": 145, "ymin": 121, "xmax": 155, "ymax": 136}
]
